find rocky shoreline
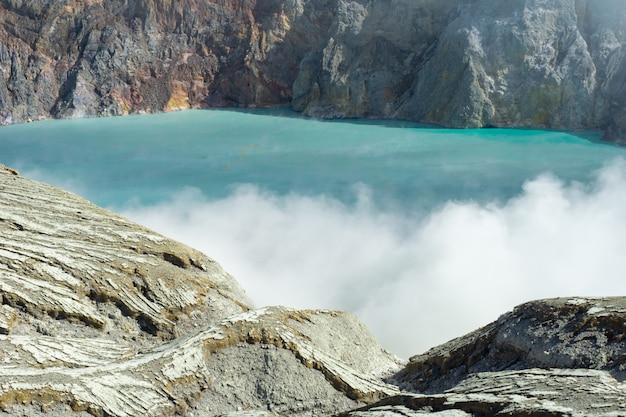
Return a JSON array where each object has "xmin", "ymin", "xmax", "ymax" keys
[{"xmin": 1, "ymin": 0, "xmax": 625, "ymax": 142}]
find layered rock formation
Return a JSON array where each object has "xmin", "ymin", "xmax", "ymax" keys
[
  {"xmin": 347, "ymin": 297, "xmax": 626, "ymax": 417},
  {"xmin": 1, "ymin": 0, "xmax": 625, "ymax": 141},
  {"xmin": 0, "ymin": 166, "xmax": 403, "ymax": 416},
  {"xmin": 3, "ymin": 166, "xmax": 626, "ymax": 416}
]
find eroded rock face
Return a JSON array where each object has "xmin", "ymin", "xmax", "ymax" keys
[
  {"xmin": 0, "ymin": 166, "xmax": 403, "ymax": 416},
  {"xmin": 0, "ymin": 306, "xmax": 403, "ymax": 416},
  {"xmin": 0, "ymin": 164, "xmax": 250, "ymax": 344},
  {"xmin": 0, "ymin": 0, "xmax": 330, "ymax": 122},
  {"xmin": 391, "ymin": 297, "xmax": 626, "ymax": 393},
  {"xmin": 295, "ymin": 0, "xmax": 626, "ymax": 138},
  {"xmin": 342, "ymin": 368, "xmax": 626, "ymax": 416},
  {"xmin": 1, "ymin": 0, "xmax": 625, "ymax": 141}
]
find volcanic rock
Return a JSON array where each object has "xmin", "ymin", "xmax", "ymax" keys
[
  {"xmin": 1, "ymin": 0, "xmax": 625, "ymax": 141},
  {"xmin": 0, "ymin": 166, "xmax": 403, "ymax": 417},
  {"xmin": 3, "ymin": 167, "xmax": 626, "ymax": 416},
  {"xmin": 343, "ymin": 297, "xmax": 626, "ymax": 417}
]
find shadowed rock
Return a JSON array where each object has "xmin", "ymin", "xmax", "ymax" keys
[
  {"xmin": 391, "ymin": 297, "xmax": 626, "ymax": 393},
  {"xmin": 341, "ymin": 297, "xmax": 626, "ymax": 417}
]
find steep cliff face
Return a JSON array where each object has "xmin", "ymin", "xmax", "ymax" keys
[
  {"xmin": 0, "ymin": 0, "xmax": 625, "ymax": 140},
  {"xmin": 295, "ymin": 0, "xmax": 626, "ymax": 137},
  {"xmin": 0, "ymin": 0, "xmax": 332, "ymax": 121},
  {"xmin": 292, "ymin": 0, "xmax": 466, "ymax": 119}
]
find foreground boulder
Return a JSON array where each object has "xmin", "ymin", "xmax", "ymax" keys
[{"xmin": 0, "ymin": 166, "xmax": 402, "ymax": 416}]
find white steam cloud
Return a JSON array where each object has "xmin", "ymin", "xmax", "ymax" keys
[{"xmin": 118, "ymin": 159, "xmax": 626, "ymax": 359}]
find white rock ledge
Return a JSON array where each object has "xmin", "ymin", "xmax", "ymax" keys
[{"xmin": 0, "ymin": 167, "xmax": 402, "ymax": 416}]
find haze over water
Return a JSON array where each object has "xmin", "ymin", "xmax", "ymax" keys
[{"xmin": 2, "ymin": 109, "xmax": 626, "ymax": 358}]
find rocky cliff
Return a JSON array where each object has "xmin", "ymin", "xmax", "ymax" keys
[
  {"xmin": 1, "ymin": 0, "xmax": 625, "ymax": 141},
  {"xmin": 2, "ymin": 165, "xmax": 626, "ymax": 416},
  {"xmin": 0, "ymin": 165, "xmax": 403, "ymax": 416}
]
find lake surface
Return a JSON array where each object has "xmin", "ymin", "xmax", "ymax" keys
[{"xmin": 2, "ymin": 109, "xmax": 626, "ymax": 358}]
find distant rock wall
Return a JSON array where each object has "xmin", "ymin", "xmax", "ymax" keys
[
  {"xmin": 294, "ymin": 0, "xmax": 626, "ymax": 141},
  {"xmin": 1, "ymin": 0, "xmax": 625, "ymax": 141}
]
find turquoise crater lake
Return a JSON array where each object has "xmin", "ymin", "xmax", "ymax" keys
[{"xmin": 2, "ymin": 109, "xmax": 626, "ymax": 358}]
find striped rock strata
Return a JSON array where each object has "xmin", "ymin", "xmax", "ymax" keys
[
  {"xmin": 0, "ymin": 166, "xmax": 403, "ymax": 416},
  {"xmin": 0, "ymin": 164, "xmax": 249, "ymax": 344}
]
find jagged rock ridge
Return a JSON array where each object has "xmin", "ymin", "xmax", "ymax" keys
[
  {"xmin": 0, "ymin": 0, "xmax": 625, "ymax": 141},
  {"xmin": 345, "ymin": 297, "xmax": 626, "ymax": 417}
]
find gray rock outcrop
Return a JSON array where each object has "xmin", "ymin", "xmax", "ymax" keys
[
  {"xmin": 344, "ymin": 297, "xmax": 626, "ymax": 417},
  {"xmin": 294, "ymin": 0, "xmax": 626, "ymax": 140},
  {"xmin": 0, "ymin": 166, "xmax": 403, "ymax": 417},
  {"xmin": 1, "ymin": 0, "xmax": 625, "ymax": 141}
]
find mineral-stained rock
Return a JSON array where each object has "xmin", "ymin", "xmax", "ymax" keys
[
  {"xmin": 1, "ymin": 0, "xmax": 625, "ymax": 141},
  {"xmin": 0, "ymin": 167, "xmax": 403, "ymax": 416},
  {"xmin": 0, "ymin": 0, "xmax": 328, "ymax": 123}
]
